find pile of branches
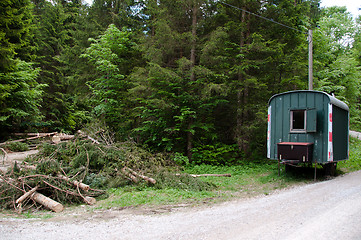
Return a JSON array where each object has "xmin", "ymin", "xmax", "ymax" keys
[
  {"xmin": 0, "ymin": 130, "xmax": 172, "ymax": 213},
  {"xmin": 0, "ymin": 129, "xmax": 217, "ymax": 213},
  {"xmin": 0, "ymin": 172, "xmax": 102, "ymax": 213}
]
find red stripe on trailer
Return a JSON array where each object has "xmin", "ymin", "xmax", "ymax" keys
[
  {"xmin": 329, "ymin": 113, "xmax": 333, "ymax": 122},
  {"xmin": 329, "ymin": 132, "xmax": 332, "ymax": 142}
]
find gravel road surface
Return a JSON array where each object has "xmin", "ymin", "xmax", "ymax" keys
[{"xmin": 1, "ymin": 170, "xmax": 361, "ymax": 240}]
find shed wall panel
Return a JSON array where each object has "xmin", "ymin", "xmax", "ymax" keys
[{"xmin": 268, "ymin": 90, "xmax": 348, "ymax": 163}]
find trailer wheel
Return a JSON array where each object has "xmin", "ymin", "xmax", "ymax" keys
[{"xmin": 323, "ymin": 162, "xmax": 337, "ymax": 176}]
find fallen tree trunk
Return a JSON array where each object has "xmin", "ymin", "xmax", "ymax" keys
[
  {"xmin": 31, "ymin": 192, "xmax": 64, "ymax": 213},
  {"xmin": 58, "ymin": 175, "xmax": 90, "ymax": 191},
  {"xmin": 14, "ymin": 133, "xmax": 56, "ymax": 136},
  {"xmin": 124, "ymin": 167, "xmax": 156, "ymax": 184},
  {"xmin": 0, "ymin": 132, "xmax": 58, "ymax": 146},
  {"xmin": 190, "ymin": 173, "xmax": 231, "ymax": 177},
  {"xmin": 52, "ymin": 133, "xmax": 75, "ymax": 144}
]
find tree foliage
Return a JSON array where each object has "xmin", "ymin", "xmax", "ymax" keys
[
  {"xmin": 314, "ymin": 6, "xmax": 361, "ymax": 128},
  {"xmin": 2, "ymin": 0, "xmax": 361, "ymax": 163}
]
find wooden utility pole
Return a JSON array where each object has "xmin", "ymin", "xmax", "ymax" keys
[{"xmin": 308, "ymin": 29, "xmax": 313, "ymax": 90}]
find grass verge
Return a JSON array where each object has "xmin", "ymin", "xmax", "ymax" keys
[
  {"xmin": 97, "ymin": 138, "xmax": 361, "ymax": 210},
  {"xmin": 96, "ymin": 161, "xmax": 310, "ymax": 209}
]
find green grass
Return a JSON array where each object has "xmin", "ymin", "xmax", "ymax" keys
[
  {"xmin": 97, "ymin": 138, "xmax": 361, "ymax": 210},
  {"xmin": 338, "ymin": 138, "xmax": 361, "ymax": 172},
  {"xmin": 97, "ymin": 160, "xmax": 312, "ymax": 209}
]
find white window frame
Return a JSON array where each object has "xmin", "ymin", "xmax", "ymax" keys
[{"xmin": 290, "ymin": 109, "xmax": 307, "ymax": 133}]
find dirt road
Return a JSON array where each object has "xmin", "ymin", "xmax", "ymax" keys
[{"xmin": 1, "ymin": 170, "xmax": 361, "ymax": 240}]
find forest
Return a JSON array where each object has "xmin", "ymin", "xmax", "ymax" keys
[{"xmin": 1, "ymin": 0, "xmax": 361, "ymax": 164}]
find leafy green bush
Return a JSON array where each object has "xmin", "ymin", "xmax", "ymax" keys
[
  {"xmin": 338, "ymin": 138, "xmax": 361, "ymax": 172},
  {"xmin": 191, "ymin": 144, "xmax": 240, "ymax": 165},
  {"xmin": 173, "ymin": 152, "xmax": 189, "ymax": 166}
]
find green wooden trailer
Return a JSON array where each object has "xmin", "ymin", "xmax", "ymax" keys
[{"xmin": 267, "ymin": 90, "xmax": 349, "ymax": 176}]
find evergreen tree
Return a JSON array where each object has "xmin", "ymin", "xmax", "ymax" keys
[
  {"xmin": 0, "ymin": 0, "xmax": 45, "ymax": 138},
  {"xmin": 0, "ymin": 0, "xmax": 34, "ymax": 72},
  {"xmin": 314, "ymin": 6, "xmax": 361, "ymax": 128},
  {"xmin": 0, "ymin": 60, "xmax": 45, "ymax": 138}
]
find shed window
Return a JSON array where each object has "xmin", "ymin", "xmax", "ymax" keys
[{"xmin": 291, "ymin": 110, "xmax": 306, "ymax": 132}]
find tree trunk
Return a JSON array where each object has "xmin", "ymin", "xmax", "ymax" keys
[
  {"xmin": 0, "ymin": 132, "xmax": 57, "ymax": 146},
  {"xmin": 190, "ymin": 3, "xmax": 198, "ymax": 82},
  {"xmin": 186, "ymin": 118, "xmax": 194, "ymax": 161},
  {"xmin": 187, "ymin": 3, "xmax": 198, "ymax": 161},
  {"xmin": 31, "ymin": 192, "xmax": 64, "ymax": 213},
  {"xmin": 236, "ymin": 8, "xmax": 249, "ymax": 154}
]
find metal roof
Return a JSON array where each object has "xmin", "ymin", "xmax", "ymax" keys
[{"xmin": 268, "ymin": 90, "xmax": 349, "ymax": 111}]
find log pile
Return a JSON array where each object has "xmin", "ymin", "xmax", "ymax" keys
[
  {"xmin": 0, "ymin": 130, "xmax": 224, "ymax": 214},
  {"xmin": 0, "ymin": 172, "xmax": 103, "ymax": 213}
]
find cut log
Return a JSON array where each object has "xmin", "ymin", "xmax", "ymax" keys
[
  {"xmin": 52, "ymin": 133, "xmax": 74, "ymax": 144},
  {"xmin": 121, "ymin": 167, "xmax": 139, "ymax": 183},
  {"xmin": 0, "ymin": 132, "xmax": 58, "ymax": 146},
  {"xmin": 31, "ymin": 192, "xmax": 64, "ymax": 213},
  {"xmin": 58, "ymin": 175, "xmax": 90, "ymax": 191},
  {"xmin": 124, "ymin": 167, "xmax": 156, "ymax": 184},
  {"xmin": 84, "ymin": 196, "xmax": 96, "ymax": 205},
  {"xmin": 16, "ymin": 186, "xmax": 39, "ymax": 205},
  {"xmin": 190, "ymin": 173, "xmax": 231, "ymax": 177}
]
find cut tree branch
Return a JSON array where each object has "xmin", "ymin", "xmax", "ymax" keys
[
  {"xmin": 123, "ymin": 167, "xmax": 156, "ymax": 184},
  {"xmin": 16, "ymin": 186, "xmax": 39, "ymax": 205},
  {"xmin": 58, "ymin": 175, "xmax": 90, "ymax": 191}
]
